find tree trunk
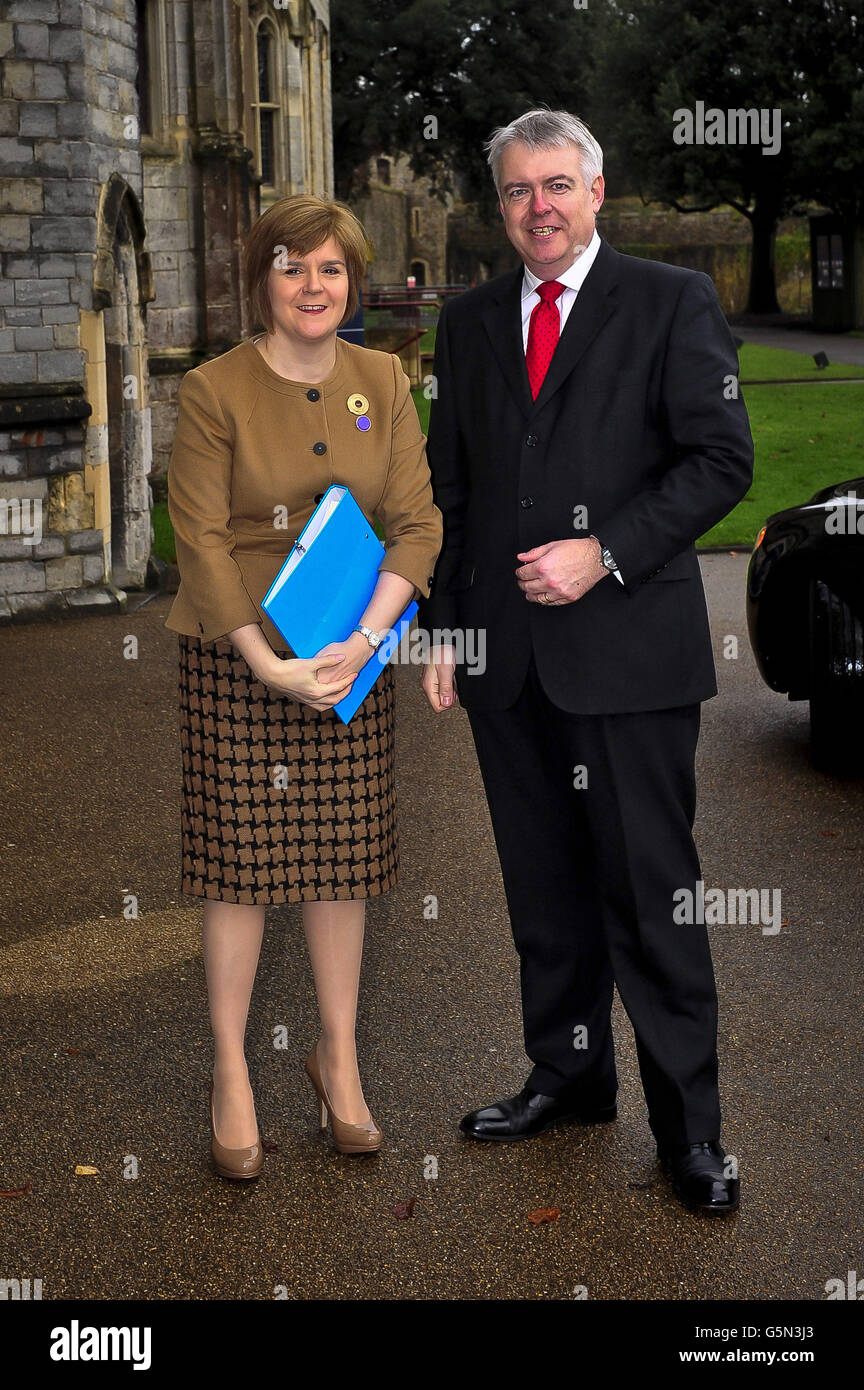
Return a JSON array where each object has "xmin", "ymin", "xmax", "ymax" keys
[{"xmin": 746, "ymin": 203, "xmax": 781, "ymax": 314}]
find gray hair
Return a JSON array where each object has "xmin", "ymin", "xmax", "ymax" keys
[{"xmin": 485, "ymin": 109, "xmax": 604, "ymax": 195}]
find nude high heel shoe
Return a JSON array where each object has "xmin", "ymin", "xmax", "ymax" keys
[
  {"xmin": 209, "ymin": 1082, "xmax": 264, "ymax": 1180},
  {"xmin": 304, "ymin": 1042, "xmax": 382, "ymax": 1154}
]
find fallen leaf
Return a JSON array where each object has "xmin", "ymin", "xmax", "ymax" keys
[
  {"xmin": 0, "ymin": 1180, "xmax": 32, "ymax": 1197},
  {"xmin": 261, "ymin": 1137, "xmax": 278, "ymax": 1154},
  {"xmin": 74, "ymin": 1165, "xmax": 100, "ymax": 1176},
  {"xmin": 526, "ymin": 1207, "xmax": 560, "ymax": 1224},
  {"xmin": 820, "ymin": 830, "xmax": 838, "ymax": 837},
  {"xmin": 392, "ymin": 1197, "xmax": 416, "ymax": 1219},
  {"xmin": 66, "ymin": 1048, "xmax": 80, "ymax": 1055}
]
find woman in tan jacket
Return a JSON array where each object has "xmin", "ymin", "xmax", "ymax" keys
[{"xmin": 165, "ymin": 195, "xmax": 442, "ymax": 1175}]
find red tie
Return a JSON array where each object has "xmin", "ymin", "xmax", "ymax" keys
[{"xmin": 525, "ymin": 280, "xmax": 564, "ymax": 399}]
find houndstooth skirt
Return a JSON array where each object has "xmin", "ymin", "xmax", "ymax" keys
[{"xmin": 176, "ymin": 633, "xmax": 399, "ymax": 905}]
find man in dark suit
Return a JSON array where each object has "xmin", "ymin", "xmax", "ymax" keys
[{"xmin": 418, "ymin": 109, "xmax": 753, "ymax": 1214}]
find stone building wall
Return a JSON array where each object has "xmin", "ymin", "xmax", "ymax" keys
[
  {"xmin": 354, "ymin": 154, "xmax": 450, "ymax": 287},
  {"xmin": 143, "ymin": 0, "xmax": 334, "ymax": 482},
  {"xmin": 0, "ymin": 0, "xmax": 333, "ymax": 627},
  {"xmin": 1, "ymin": 0, "xmax": 146, "ymax": 622}
]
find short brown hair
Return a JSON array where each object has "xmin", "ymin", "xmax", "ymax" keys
[{"xmin": 244, "ymin": 195, "xmax": 370, "ymax": 332}]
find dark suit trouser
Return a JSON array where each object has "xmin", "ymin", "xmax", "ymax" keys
[{"xmin": 465, "ymin": 654, "xmax": 721, "ymax": 1147}]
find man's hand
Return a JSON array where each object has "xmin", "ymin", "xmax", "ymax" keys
[
  {"xmin": 516, "ymin": 538, "xmax": 608, "ymax": 606},
  {"xmin": 422, "ymin": 643, "xmax": 457, "ymax": 712}
]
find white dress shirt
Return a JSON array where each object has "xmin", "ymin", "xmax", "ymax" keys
[
  {"xmin": 520, "ymin": 229, "xmax": 623, "ymax": 582},
  {"xmin": 520, "ymin": 227, "xmax": 602, "ymax": 350}
]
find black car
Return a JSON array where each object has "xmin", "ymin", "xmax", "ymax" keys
[{"xmin": 746, "ymin": 476, "xmax": 864, "ymax": 773}]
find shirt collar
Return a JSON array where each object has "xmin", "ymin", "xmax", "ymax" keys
[{"xmin": 521, "ymin": 228, "xmax": 602, "ymax": 300}]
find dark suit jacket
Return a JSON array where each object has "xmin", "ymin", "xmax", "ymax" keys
[{"xmin": 416, "ymin": 238, "xmax": 754, "ymax": 714}]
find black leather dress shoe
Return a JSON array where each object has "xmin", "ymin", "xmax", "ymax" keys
[
  {"xmin": 460, "ymin": 1085, "xmax": 617, "ymax": 1142},
  {"xmin": 657, "ymin": 1140, "xmax": 740, "ymax": 1214}
]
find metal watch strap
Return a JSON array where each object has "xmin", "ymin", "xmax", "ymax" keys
[
  {"xmin": 354, "ymin": 623, "xmax": 381, "ymax": 649},
  {"xmin": 589, "ymin": 534, "xmax": 619, "ymax": 572}
]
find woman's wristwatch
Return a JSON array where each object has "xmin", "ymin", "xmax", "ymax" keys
[{"xmin": 354, "ymin": 623, "xmax": 382, "ymax": 650}]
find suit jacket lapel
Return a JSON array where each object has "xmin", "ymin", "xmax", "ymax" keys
[
  {"xmin": 480, "ymin": 240, "xmax": 621, "ymax": 419},
  {"xmin": 529, "ymin": 239, "xmax": 620, "ymax": 415},
  {"xmin": 480, "ymin": 265, "xmax": 534, "ymax": 416}
]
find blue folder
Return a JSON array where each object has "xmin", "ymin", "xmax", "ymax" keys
[{"xmin": 261, "ymin": 484, "xmax": 417, "ymax": 724}]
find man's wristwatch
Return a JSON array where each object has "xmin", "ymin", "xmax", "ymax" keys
[
  {"xmin": 589, "ymin": 534, "xmax": 619, "ymax": 573},
  {"xmin": 354, "ymin": 623, "xmax": 382, "ymax": 650}
]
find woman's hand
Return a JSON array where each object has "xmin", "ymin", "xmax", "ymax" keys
[
  {"xmin": 312, "ymin": 631, "xmax": 374, "ymax": 685},
  {"xmin": 255, "ymin": 652, "xmax": 358, "ymax": 711}
]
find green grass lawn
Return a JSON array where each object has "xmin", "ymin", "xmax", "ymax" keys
[
  {"xmin": 700, "ymin": 381, "xmax": 864, "ymax": 546},
  {"xmin": 151, "ymin": 344, "xmax": 864, "ymax": 561},
  {"xmin": 151, "ymin": 495, "xmax": 176, "ymax": 564},
  {"xmin": 413, "ymin": 346, "xmax": 864, "ymax": 548},
  {"xmin": 737, "ymin": 342, "xmax": 863, "ymax": 382}
]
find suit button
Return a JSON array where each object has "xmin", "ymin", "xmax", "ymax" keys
[
  {"xmin": 520, "ymin": 496, "xmax": 534, "ymax": 508},
  {"xmin": 525, "ymin": 434, "xmax": 538, "ymax": 447},
  {"xmin": 312, "ymin": 441, "xmax": 327, "ymax": 455},
  {"xmin": 314, "ymin": 492, "xmax": 324, "ymax": 503},
  {"xmin": 307, "ymin": 388, "xmax": 320, "ymax": 402},
  {"xmin": 427, "ymin": 576, "xmax": 434, "ymax": 586}
]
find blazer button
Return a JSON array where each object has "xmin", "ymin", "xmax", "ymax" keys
[
  {"xmin": 520, "ymin": 496, "xmax": 534, "ymax": 508},
  {"xmin": 525, "ymin": 434, "xmax": 538, "ymax": 447},
  {"xmin": 307, "ymin": 388, "xmax": 320, "ymax": 402},
  {"xmin": 312, "ymin": 441, "xmax": 327, "ymax": 455},
  {"xmin": 314, "ymin": 492, "xmax": 324, "ymax": 504}
]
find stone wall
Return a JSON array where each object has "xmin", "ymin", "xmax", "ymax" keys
[
  {"xmin": 598, "ymin": 198, "xmax": 811, "ymax": 317},
  {"xmin": 144, "ymin": 0, "xmax": 335, "ymax": 481},
  {"xmin": 0, "ymin": 0, "xmax": 334, "ymax": 627},
  {"xmin": 0, "ymin": 0, "xmax": 145, "ymax": 624},
  {"xmin": 354, "ymin": 154, "xmax": 450, "ymax": 286}
]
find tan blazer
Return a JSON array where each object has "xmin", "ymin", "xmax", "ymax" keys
[{"xmin": 164, "ymin": 335, "xmax": 443, "ymax": 653}]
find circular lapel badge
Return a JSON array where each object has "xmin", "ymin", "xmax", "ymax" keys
[
  {"xmin": 347, "ymin": 392, "xmax": 370, "ymax": 415},
  {"xmin": 355, "ymin": 414, "xmax": 372, "ymax": 431}
]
